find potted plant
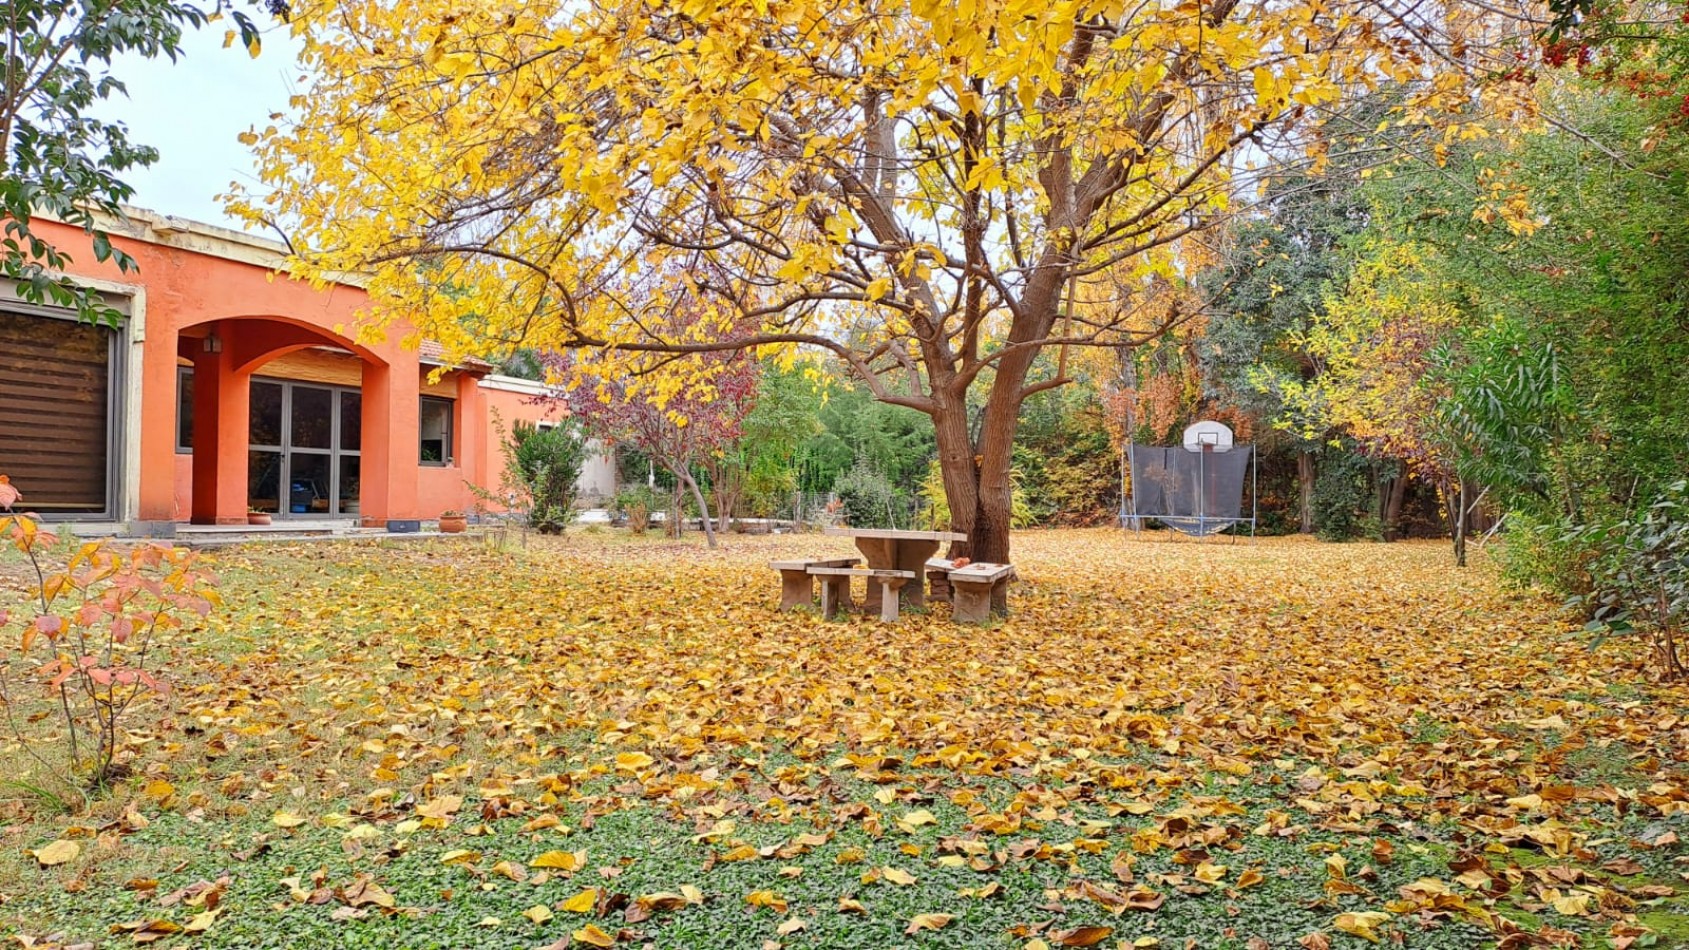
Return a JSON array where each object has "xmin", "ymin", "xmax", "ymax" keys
[
  {"xmin": 438, "ymin": 509, "xmax": 468, "ymax": 534},
  {"xmin": 247, "ymin": 507, "xmax": 272, "ymax": 526}
]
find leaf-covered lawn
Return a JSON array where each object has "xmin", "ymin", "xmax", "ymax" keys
[{"xmin": 2, "ymin": 530, "xmax": 1686, "ymax": 949}]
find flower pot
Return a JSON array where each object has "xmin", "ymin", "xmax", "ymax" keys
[
  {"xmin": 247, "ymin": 512, "xmax": 272, "ymax": 526},
  {"xmin": 438, "ymin": 515, "xmax": 467, "ymax": 534}
]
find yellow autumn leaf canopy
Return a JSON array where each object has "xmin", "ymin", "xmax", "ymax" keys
[{"xmin": 234, "ymin": 0, "xmax": 1530, "ymax": 397}]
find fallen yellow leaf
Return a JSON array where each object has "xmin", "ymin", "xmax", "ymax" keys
[
  {"xmin": 1333, "ymin": 911, "xmax": 1391, "ymax": 943},
  {"xmin": 30, "ymin": 840, "xmax": 79, "ymax": 866},
  {"xmin": 561, "ymin": 888, "xmax": 598, "ymax": 913},
  {"xmin": 745, "ymin": 889, "xmax": 788, "ymax": 913},
  {"xmin": 530, "ymin": 850, "xmax": 583, "ymax": 871},
  {"xmin": 906, "ymin": 913, "xmax": 954, "ymax": 934},
  {"xmin": 569, "ymin": 923, "xmax": 612, "ymax": 946}
]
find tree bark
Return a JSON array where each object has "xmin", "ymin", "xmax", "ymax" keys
[
  {"xmin": 1383, "ymin": 462, "xmax": 1408, "ymax": 542},
  {"xmin": 1298, "ymin": 450, "xmax": 1316, "ymax": 534},
  {"xmin": 676, "ymin": 468, "xmax": 717, "ymax": 549},
  {"xmin": 714, "ymin": 485, "xmax": 737, "ymax": 534},
  {"xmin": 1449, "ymin": 478, "xmax": 1468, "ymax": 568},
  {"xmin": 935, "ymin": 396, "xmax": 1022, "ymax": 565},
  {"xmin": 933, "ymin": 408, "xmax": 1018, "ymax": 614},
  {"xmin": 928, "ymin": 343, "xmax": 1044, "ymax": 614}
]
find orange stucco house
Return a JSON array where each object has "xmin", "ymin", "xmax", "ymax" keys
[{"xmin": 2, "ymin": 209, "xmax": 614, "ymax": 534}]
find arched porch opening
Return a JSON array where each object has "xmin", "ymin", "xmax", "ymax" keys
[{"xmin": 175, "ymin": 316, "xmax": 420, "ymax": 528}]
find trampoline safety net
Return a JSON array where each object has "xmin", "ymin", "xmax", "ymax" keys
[{"xmin": 1124, "ymin": 445, "xmax": 1253, "ymax": 537}]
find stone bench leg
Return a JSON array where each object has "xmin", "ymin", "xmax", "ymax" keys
[
  {"xmin": 950, "ymin": 579, "xmax": 994, "ymax": 623},
  {"xmin": 778, "ymin": 569, "xmax": 814, "ymax": 611},
  {"xmin": 819, "ymin": 574, "xmax": 852, "ymax": 619},
  {"xmin": 878, "ymin": 578, "xmax": 909, "ymax": 623}
]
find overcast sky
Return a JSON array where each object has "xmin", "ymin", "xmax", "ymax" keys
[{"xmin": 93, "ymin": 21, "xmax": 304, "ymax": 228}]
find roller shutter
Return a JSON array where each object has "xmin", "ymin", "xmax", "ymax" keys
[{"xmin": 0, "ymin": 310, "xmax": 113, "ymax": 515}]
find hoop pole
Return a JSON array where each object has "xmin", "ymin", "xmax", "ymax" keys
[
  {"xmin": 1198, "ymin": 444, "xmax": 1207, "ymax": 539},
  {"xmin": 1126, "ymin": 439, "xmax": 1141, "ymax": 534},
  {"xmin": 1250, "ymin": 443, "xmax": 1258, "ymax": 543}
]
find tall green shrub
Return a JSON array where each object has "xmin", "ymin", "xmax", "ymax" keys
[
  {"xmin": 833, "ymin": 463, "xmax": 903, "ymax": 529},
  {"xmin": 1310, "ymin": 448, "xmax": 1371, "ymax": 541},
  {"xmin": 1574, "ymin": 481, "xmax": 1689, "ymax": 680},
  {"xmin": 509, "ymin": 423, "xmax": 588, "ymax": 534}
]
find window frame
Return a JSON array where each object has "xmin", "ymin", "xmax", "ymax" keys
[
  {"xmin": 419, "ymin": 395, "xmax": 455, "ymax": 466},
  {"xmin": 175, "ymin": 365, "xmax": 194, "ymax": 453}
]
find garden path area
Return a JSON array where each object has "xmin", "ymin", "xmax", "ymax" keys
[{"xmin": 3, "ymin": 530, "xmax": 1686, "ymax": 949}]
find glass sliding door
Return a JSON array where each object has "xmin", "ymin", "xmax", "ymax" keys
[
  {"xmin": 248, "ymin": 381, "xmax": 285, "ymax": 514},
  {"xmin": 246, "ymin": 378, "xmax": 362, "ymax": 517},
  {"xmin": 339, "ymin": 392, "xmax": 362, "ymax": 517},
  {"xmin": 287, "ymin": 385, "xmax": 333, "ymax": 514}
]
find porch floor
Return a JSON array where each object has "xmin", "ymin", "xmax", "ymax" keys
[
  {"xmin": 66, "ymin": 519, "xmax": 476, "ymax": 548},
  {"xmin": 175, "ymin": 529, "xmax": 471, "ymax": 549},
  {"xmin": 176, "ymin": 520, "xmax": 353, "ymax": 536}
]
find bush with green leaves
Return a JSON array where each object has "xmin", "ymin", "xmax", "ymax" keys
[
  {"xmin": 832, "ymin": 463, "xmax": 904, "ymax": 529},
  {"xmin": 1572, "ymin": 480, "xmax": 1689, "ymax": 680},
  {"xmin": 1309, "ymin": 448, "xmax": 1371, "ymax": 541},
  {"xmin": 508, "ymin": 423, "xmax": 587, "ymax": 535},
  {"xmin": 613, "ymin": 485, "xmax": 661, "ymax": 534},
  {"xmin": 1494, "ymin": 511, "xmax": 1595, "ymax": 596}
]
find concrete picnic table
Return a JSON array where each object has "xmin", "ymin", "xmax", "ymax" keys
[{"xmin": 822, "ymin": 526, "xmax": 966, "ymax": 612}]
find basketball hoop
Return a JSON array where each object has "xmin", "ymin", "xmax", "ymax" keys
[{"xmin": 1182, "ymin": 420, "xmax": 1235, "ymax": 453}]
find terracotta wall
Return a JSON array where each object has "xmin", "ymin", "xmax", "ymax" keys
[
  {"xmin": 30, "ymin": 210, "xmax": 618, "ymax": 527},
  {"xmin": 169, "ymin": 350, "xmax": 500, "ymax": 521},
  {"xmin": 30, "ymin": 212, "xmax": 429, "ymax": 527}
]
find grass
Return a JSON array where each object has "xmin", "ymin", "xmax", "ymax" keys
[{"xmin": 1, "ymin": 529, "xmax": 1685, "ymax": 948}]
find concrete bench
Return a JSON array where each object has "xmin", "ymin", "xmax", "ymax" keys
[
  {"xmin": 944, "ymin": 562, "xmax": 1016, "ymax": 623},
  {"xmin": 808, "ymin": 567, "xmax": 918, "ymax": 622},
  {"xmin": 770, "ymin": 557, "xmax": 860, "ymax": 610}
]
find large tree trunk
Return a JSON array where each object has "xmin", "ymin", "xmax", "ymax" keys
[
  {"xmin": 929, "ymin": 357, "xmax": 1036, "ymax": 615},
  {"xmin": 916, "ymin": 239, "xmax": 1066, "ymax": 608},
  {"xmin": 933, "ymin": 405, "xmax": 981, "ymax": 543},
  {"xmin": 1298, "ymin": 450, "xmax": 1316, "ymax": 534},
  {"xmin": 934, "ymin": 396, "xmax": 1022, "ymax": 563},
  {"xmin": 933, "ymin": 413, "xmax": 1018, "ymax": 613}
]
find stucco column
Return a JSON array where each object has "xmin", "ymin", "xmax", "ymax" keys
[
  {"xmin": 136, "ymin": 323, "xmax": 182, "ymax": 525},
  {"xmin": 455, "ymin": 372, "xmax": 484, "ymax": 505},
  {"xmin": 360, "ymin": 357, "xmax": 421, "ymax": 531},
  {"xmin": 189, "ymin": 330, "xmax": 251, "ymax": 525}
]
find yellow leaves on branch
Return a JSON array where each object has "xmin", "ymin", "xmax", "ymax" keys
[{"xmin": 228, "ymin": 0, "xmax": 1509, "ymax": 386}]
